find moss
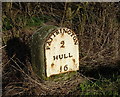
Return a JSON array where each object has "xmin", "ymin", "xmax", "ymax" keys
[
  {"xmin": 31, "ymin": 25, "xmax": 57, "ymax": 80},
  {"xmin": 45, "ymin": 71, "xmax": 78, "ymax": 81}
]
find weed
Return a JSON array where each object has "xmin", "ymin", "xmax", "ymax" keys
[{"xmin": 78, "ymin": 74, "xmax": 120, "ymax": 96}]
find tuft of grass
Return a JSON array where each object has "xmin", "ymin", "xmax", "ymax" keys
[
  {"xmin": 78, "ymin": 74, "xmax": 120, "ymax": 96},
  {"xmin": 45, "ymin": 71, "xmax": 77, "ymax": 81}
]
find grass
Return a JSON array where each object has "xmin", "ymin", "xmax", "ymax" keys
[
  {"xmin": 45, "ymin": 71, "xmax": 78, "ymax": 81},
  {"xmin": 77, "ymin": 73, "xmax": 120, "ymax": 96}
]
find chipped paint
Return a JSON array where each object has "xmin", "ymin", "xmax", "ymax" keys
[
  {"xmin": 72, "ymin": 59, "xmax": 76, "ymax": 63},
  {"xmin": 51, "ymin": 63, "xmax": 54, "ymax": 67}
]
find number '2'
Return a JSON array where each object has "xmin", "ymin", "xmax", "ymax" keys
[{"xmin": 60, "ymin": 41, "xmax": 65, "ymax": 48}]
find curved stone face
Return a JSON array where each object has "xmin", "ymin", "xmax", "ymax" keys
[
  {"xmin": 31, "ymin": 25, "xmax": 79, "ymax": 79},
  {"xmin": 45, "ymin": 27, "xmax": 79, "ymax": 77},
  {"xmin": 31, "ymin": 25, "xmax": 57, "ymax": 79}
]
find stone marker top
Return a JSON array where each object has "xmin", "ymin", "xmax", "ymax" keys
[{"xmin": 32, "ymin": 25, "xmax": 57, "ymax": 43}]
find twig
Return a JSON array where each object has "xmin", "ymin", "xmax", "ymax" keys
[
  {"xmin": 2, "ymin": 54, "xmax": 16, "ymax": 71},
  {"xmin": 78, "ymin": 73, "xmax": 103, "ymax": 91},
  {"xmin": 60, "ymin": 2, "xmax": 67, "ymax": 27},
  {"xmin": 10, "ymin": 58, "xmax": 54, "ymax": 92},
  {"xmin": 0, "ymin": 45, "xmax": 7, "ymax": 49}
]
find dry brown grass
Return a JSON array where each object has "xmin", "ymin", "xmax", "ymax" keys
[
  {"xmin": 2, "ymin": 53, "xmax": 85, "ymax": 96},
  {"xmin": 2, "ymin": 2, "xmax": 120, "ymax": 96}
]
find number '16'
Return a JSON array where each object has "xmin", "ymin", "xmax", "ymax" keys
[{"xmin": 60, "ymin": 65, "xmax": 68, "ymax": 72}]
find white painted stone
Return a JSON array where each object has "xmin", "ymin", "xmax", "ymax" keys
[{"xmin": 45, "ymin": 28, "xmax": 79, "ymax": 77}]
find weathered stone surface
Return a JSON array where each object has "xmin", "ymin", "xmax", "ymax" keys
[
  {"xmin": 31, "ymin": 25, "xmax": 79, "ymax": 79},
  {"xmin": 31, "ymin": 25, "xmax": 57, "ymax": 79}
]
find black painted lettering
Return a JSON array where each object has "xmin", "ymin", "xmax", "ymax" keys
[
  {"xmin": 64, "ymin": 54, "xmax": 68, "ymax": 58},
  {"xmin": 47, "ymin": 37, "xmax": 53, "ymax": 46},
  {"xmin": 71, "ymin": 32, "xmax": 75, "ymax": 37},
  {"xmin": 55, "ymin": 31, "xmax": 59, "ymax": 35},
  {"xmin": 52, "ymin": 33, "xmax": 56, "ymax": 37},
  {"xmin": 67, "ymin": 30, "xmax": 72, "ymax": 35},
  {"xmin": 47, "ymin": 41, "xmax": 51, "ymax": 46},
  {"xmin": 49, "ymin": 37, "xmax": 53, "ymax": 42},
  {"xmin": 59, "ymin": 28, "xmax": 63, "ymax": 33},
  {"xmin": 69, "ymin": 53, "xmax": 73, "ymax": 58},
  {"xmin": 64, "ymin": 65, "xmax": 68, "ymax": 71},
  {"xmin": 63, "ymin": 28, "xmax": 68, "ymax": 33},
  {"xmin": 46, "ymin": 41, "xmax": 51, "ymax": 50},
  {"xmin": 53, "ymin": 56, "xmax": 55, "ymax": 60},
  {"xmin": 59, "ymin": 54, "xmax": 63, "ymax": 59},
  {"xmin": 53, "ymin": 53, "xmax": 73, "ymax": 60},
  {"xmin": 46, "ymin": 46, "xmax": 50, "ymax": 50},
  {"xmin": 60, "ymin": 66, "xmax": 62, "ymax": 72},
  {"xmin": 53, "ymin": 55, "xmax": 58, "ymax": 60},
  {"xmin": 73, "ymin": 35, "xmax": 77, "ymax": 40},
  {"xmin": 60, "ymin": 41, "xmax": 65, "ymax": 48},
  {"xmin": 74, "ymin": 39, "xmax": 78, "ymax": 45}
]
